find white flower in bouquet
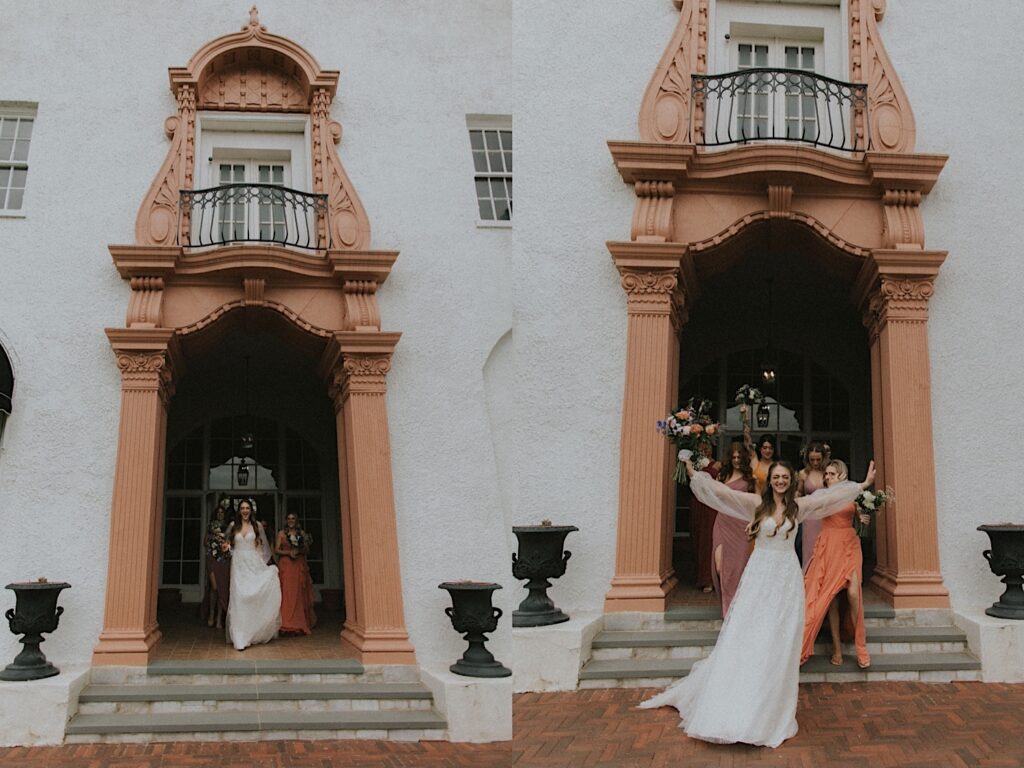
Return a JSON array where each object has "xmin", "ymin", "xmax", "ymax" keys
[
  {"xmin": 861, "ymin": 492, "xmax": 876, "ymax": 509},
  {"xmin": 694, "ymin": 455, "xmax": 711, "ymax": 470}
]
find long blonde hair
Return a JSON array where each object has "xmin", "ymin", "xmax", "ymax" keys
[{"xmin": 748, "ymin": 460, "xmax": 798, "ymax": 541}]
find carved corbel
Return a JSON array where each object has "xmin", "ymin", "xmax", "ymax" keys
[
  {"xmin": 638, "ymin": 0, "xmax": 709, "ymax": 144},
  {"xmin": 126, "ymin": 277, "xmax": 165, "ymax": 328},
  {"xmin": 881, "ymin": 190, "xmax": 924, "ymax": 249},
  {"xmin": 632, "ymin": 181, "xmax": 675, "ymax": 242},
  {"xmin": 311, "ymin": 88, "xmax": 371, "ymax": 250},
  {"xmin": 135, "ymin": 84, "xmax": 195, "ymax": 246},
  {"xmin": 767, "ymin": 185, "xmax": 794, "ymax": 219},
  {"xmin": 342, "ymin": 280, "xmax": 382, "ymax": 331},
  {"xmin": 850, "ymin": 0, "xmax": 916, "ymax": 152},
  {"xmin": 242, "ymin": 277, "xmax": 266, "ymax": 306}
]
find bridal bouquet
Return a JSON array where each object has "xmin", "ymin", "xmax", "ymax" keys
[
  {"xmin": 287, "ymin": 530, "xmax": 313, "ymax": 550},
  {"xmin": 657, "ymin": 398, "xmax": 719, "ymax": 485},
  {"xmin": 206, "ymin": 525, "xmax": 231, "ymax": 562},
  {"xmin": 854, "ymin": 487, "xmax": 892, "ymax": 538},
  {"xmin": 734, "ymin": 384, "xmax": 764, "ymax": 407}
]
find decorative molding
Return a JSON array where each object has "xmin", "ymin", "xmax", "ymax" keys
[
  {"xmin": 342, "ymin": 280, "xmax": 381, "ymax": 331},
  {"xmin": 850, "ymin": 0, "xmax": 916, "ymax": 152},
  {"xmin": 321, "ymin": 331, "xmax": 401, "ymax": 406},
  {"xmin": 126, "ymin": 277, "xmax": 165, "ymax": 328},
  {"xmin": 881, "ymin": 189, "xmax": 924, "ymax": 249},
  {"xmin": 176, "ymin": 299, "xmax": 332, "ymax": 339},
  {"xmin": 242, "ymin": 277, "xmax": 266, "ymax": 306},
  {"xmin": 854, "ymin": 249, "xmax": 945, "ymax": 328},
  {"xmin": 135, "ymin": 85, "xmax": 195, "ymax": 246},
  {"xmin": 638, "ymin": 0, "xmax": 708, "ymax": 143},
  {"xmin": 106, "ymin": 329, "xmax": 180, "ymax": 405},
  {"xmin": 311, "ymin": 88, "xmax": 371, "ymax": 250},
  {"xmin": 688, "ymin": 210, "xmax": 869, "ymax": 259},
  {"xmin": 631, "ymin": 181, "xmax": 675, "ymax": 242},
  {"xmin": 767, "ymin": 185, "xmax": 793, "ymax": 219}
]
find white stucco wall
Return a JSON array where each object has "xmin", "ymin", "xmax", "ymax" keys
[{"xmin": 0, "ymin": 1, "xmax": 512, "ymax": 671}]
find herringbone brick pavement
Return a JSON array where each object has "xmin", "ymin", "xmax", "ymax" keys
[{"xmin": 1, "ymin": 682, "xmax": 1022, "ymax": 767}]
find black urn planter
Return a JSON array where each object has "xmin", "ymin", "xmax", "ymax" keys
[
  {"xmin": 512, "ymin": 524, "xmax": 578, "ymax": 627},
  {"xmin": 439, "ymin": 582, "xmax": 511, "ymax": 678},
  {"xmin": 978, "ymin": 524, "xmax": 1024, "ymax": 620},
  {"xmin": 1, "ymin": 580, "xmax": 71, "ymax": 681}
]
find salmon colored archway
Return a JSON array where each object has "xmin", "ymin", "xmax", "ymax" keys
[
  {"xmin": 604, "ymin": 0, "xmax": 950, "ymax": 613},
  {"xmin": 92, "ymin": 10, "xmax": 415, "ymax": 666}
]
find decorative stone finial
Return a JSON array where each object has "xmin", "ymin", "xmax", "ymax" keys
[
  {"xmin": 541, "ymin": 519, "xmax": 552, "ymax": 527},
  {"xmin": 244, "ymin": 6, "xmax": 265, "ymax": 31}
]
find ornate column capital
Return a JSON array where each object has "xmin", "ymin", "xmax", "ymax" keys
[
  {"xmin": 854, "ymin": 249, "xmax": 945, "ymax": 330},
  {"xmin": 106, "ymin": 328, "xmax": 181, "ymax": 404},
  {"xmin": 609, "ymin": 241, "xmax": 693, "ymax": 329},
  {"xmin": 322, "ymin": 331, "xmax": 401, "ymax": 408}
]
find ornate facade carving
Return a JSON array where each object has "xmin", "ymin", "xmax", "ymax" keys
[
  {"xmin": 631, "ymin": 181, "xmax": 675, "ymax": 242},
  {"xmin": 126, "ymin": 277, "xmax": 165, "ymax": 328},
  {"xmin": 342, "ymin": 280, "xmax": 381, "ymax": 331},
  {"xmin": 850, "ymin": 0, "xmax": 916, "ymax": 152},
  {"xmin": 881, "ymin": 190, "xmax": 924, "ymax": 249},
  {"xmin": 620, "ymin": 269, "xmax": 687, "ymax": 328},
  {"xmin": 638, "ymin": 0, "xmax": 708, "ymax": 144},
  {"xmin": 135, "ymin": 85, "xmax": 195, "ymax": 246},
  {"xmin": 767, "ymin": 185, "xmax": 794, "ymax": 219},
  {"xmin": 114, "ymin": 350, "xmax": 176, "ymax": 403},
  {"xmin": 242, "ymin": 277, "xmax": 266, "ymax": 306},
  {"xmin": 312, "ymin": 88, "xmax": 371, "ymax": 250}
]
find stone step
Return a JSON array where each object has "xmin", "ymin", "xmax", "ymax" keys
[
  {"xmin": 593, "ymin": 624, "xmax": 967, "ymax": 650},
  {"xmin": 606, "ymin": 603, "xmax": 902, "ymax": 632},
  {"xmin": 89, "ymin": 659, "xmax": 423, "ymax": 686},
  {"xmin": 76, "ymin": 682, "xmax": 434, "ymax": 715},
  {"xmin": 64, "ymin": 708, "xmax": 448, "ymax": 743},
  {"xmin": 578, "ymin": 651, "xmax": 981, "ymax": 688}
]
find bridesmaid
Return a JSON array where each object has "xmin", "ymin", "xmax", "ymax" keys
[
  {"xmin": 690, "ymin": 441, "xmax": 721, "ymax": 593},
  {"xmin": 752, "ymin": 434, "xmax": 776, "ymax": 495},
  {"xmin": 712, "ymin": 441, "xmax": 756, "ymax": 616},
  {"xmin": 202, "ymin": 500, "xmax": 232, "ymax": 629},
  {"xmin": 797, "ymin": 442, "xmax": 827, "ymax": 572},
  {"xmin": 276, "ymin": 512, "xmax": 318, "ymax": 636},
  {"xmin": 800, "ymin": 459, "xmax": 873, "ymax": 668}
]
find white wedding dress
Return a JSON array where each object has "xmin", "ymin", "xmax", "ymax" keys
[
  {"xmin": 639, "ymin": 472, "xmax": 861, "ymax": 748},
  {"xmin": 225, "ymin": 525, "xmax": 282, "ymax": 651}
]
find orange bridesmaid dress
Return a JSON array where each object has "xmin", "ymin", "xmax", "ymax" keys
[
  {"xmin": 279, "ymin": 550, "xmax": 318, "ymax": 635},
  {"xmin": 799, "ymin": 502, "xmax": 868, "ymax": 666}
]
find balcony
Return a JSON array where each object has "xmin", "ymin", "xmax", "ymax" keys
[
  {"xmin": 691, "ymin": 68, "xmax": 868, "ymax": 152},
  {"xmin": 178, "ymin": 184, "xmax": 329, "ymax": 251}
]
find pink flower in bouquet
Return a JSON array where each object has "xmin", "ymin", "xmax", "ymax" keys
[
  {"xmin": 706, "ymin": 424, "xmax": 717, "ymax": 435},
  {"xmin": 690, "ymin": 423, "xmax": 703, "ymax": 434},
  {"xmin": 675, "ymin": 410, "xmax": 690, "ymax": 420}
]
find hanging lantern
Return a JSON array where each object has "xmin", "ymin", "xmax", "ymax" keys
[
  {"xmin": 241, "ymin": 432, "xmax": 254, "ymax": 451},
  {"xmin": 237, "ymin": 458, "xmax": 250, "ymax": 487},
  {"xmin": 761, "ymin": 359, "xmax": 777, "ymax": 384},
  {"xmin": 756, "ymin": 403, "xmax": 771, "ymax": 428}
]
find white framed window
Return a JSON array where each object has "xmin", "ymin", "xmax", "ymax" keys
[
  {"xmin": 0, "ymin": 103, "xmax": 37, "ymax": 213},
  {"xmin": 734, "ymin": 40, "xmax": 818, "ymax": 141},
  {"xmin": 466, "ymin": 115, "xmax": 512, "ymax": 227},
  {"xmin": 189, "ymin": 113, "xmax": 316, "ymax": 248}
]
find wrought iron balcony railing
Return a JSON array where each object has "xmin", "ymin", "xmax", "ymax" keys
[
  {"xmin": 691, "ymin": 68, "xmax": 868, "ymax": 152},
  {"xmin": 178, "ymin": 184, "xmax": 329, "ymax": 250}
]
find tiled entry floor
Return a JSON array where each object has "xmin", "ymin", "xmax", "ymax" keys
[{"xmin": 153, "ymin": 604, "xmax": 355, "ymax": 661}]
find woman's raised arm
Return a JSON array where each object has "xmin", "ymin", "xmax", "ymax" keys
[
  {"xmin": 688, "ymin": 468, "xmax": 760, "ymax": 522},
  {"xmin": 796, "ymin": 461, "xmax": 876, "ymax": 521}
]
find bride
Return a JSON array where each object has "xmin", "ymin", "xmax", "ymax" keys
[
  {"xmin": 224, "ymin": 499, "xmax": 281, "ymax": 650},
  {"xmin": 640, "ymin": 458, "xmax": 876, "ymax": 748}
]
